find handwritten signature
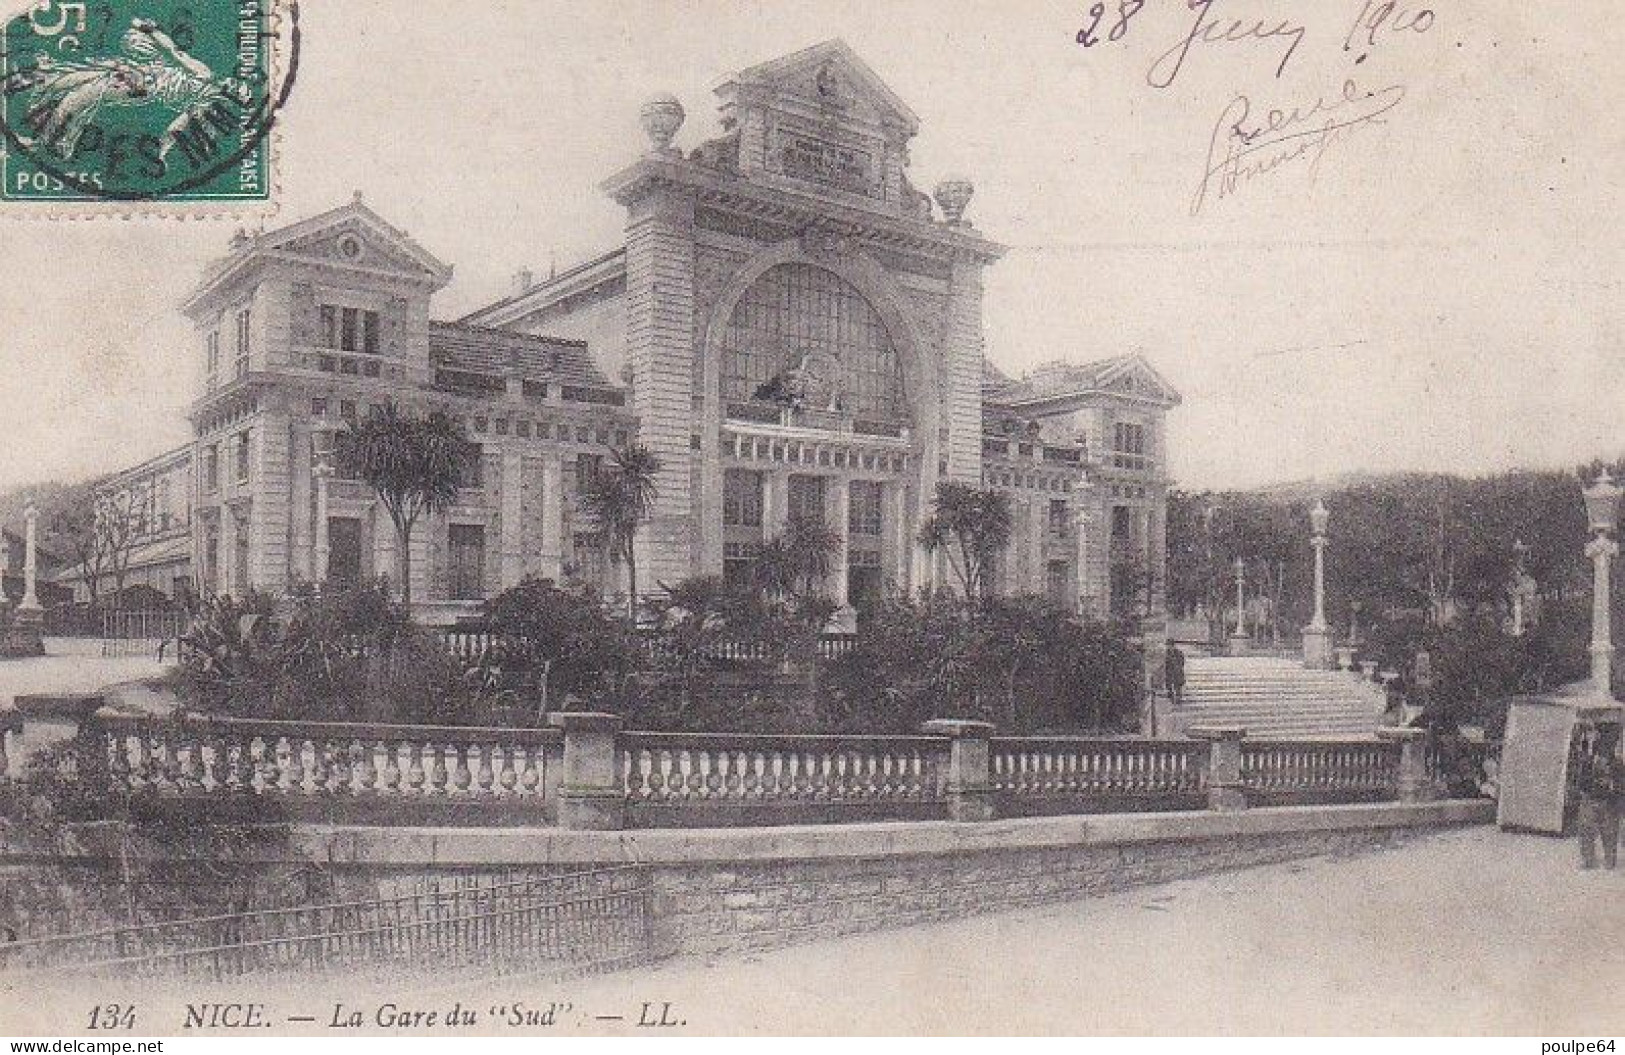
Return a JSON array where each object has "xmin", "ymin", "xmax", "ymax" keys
[{"xmin": 1190, "ymin": 78, "xmax": 1406, "ymax": 215}]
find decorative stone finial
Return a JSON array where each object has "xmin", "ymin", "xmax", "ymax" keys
[
  {"xmin": 639, "ymin": 93, "xmax": 686, "ymax": 155},
  {"xmin": 934, "ymin": 175, "xmax": 975, "ymax": 226},
  {"xmin": 352, "ymin": 189, "xmax": 364, "ymax": 203}
]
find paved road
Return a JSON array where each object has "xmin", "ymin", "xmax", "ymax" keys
[
  {"xmin": 0, "ymin": 637, "xmax": 171, "ymax": 711},
  {"xmin": 555, "ymin": 825, "xmax": 1624, "ymax": 1035}
]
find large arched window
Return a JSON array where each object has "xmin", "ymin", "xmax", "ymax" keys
[{"xmin": 721, "ymin": 263, "xmax": 905, "ymax": 425}]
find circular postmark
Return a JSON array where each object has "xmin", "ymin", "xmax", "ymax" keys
[{"xmin": 0, "ymin": 0, "xmax": 300, "ymax": 203}]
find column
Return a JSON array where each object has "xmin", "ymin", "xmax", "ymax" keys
[
  {"xmin": 942, "ymin": 257, "xmax": 985, "ymax": 484},
  {"xmin": 622, "ymin": 186, "xmax": 697, "ymax": 592},
  {"xmin": 499, "ymin": 446, "xmax": 524, "ymax": 589},
  {"xmin": 1028, "ymin": 496, "xmax": 1044, "ymax": 595},
  {"xmin": 1587, "ymin": 533, "xmax": 1618, "ymax": 695},
  {"xmin": 764, "ymin": 470, "xmax": 789, "ymax": 538},
  {"xmin": 19, "ymin": 501, "xmax": 41, "ymax": 613},
  {"xmin": 1228, "ymin": 556, "xmax": 1251, "ymax": 656},
  {"xmin": 1302, "ymin": 499, "xmax": 1332, "ymax": 669},
  {"xmin": 312, "ymin": 461, "xmax": 332, "ymax": 585},
  {"xmin": 832, "ymin": 478, "xmax": 851, "ymax": 607},
  {"xmin": 540, "ymin": 453, "xmax": 565, "ymax": 581},
  {"xmin": 887, "ymin": 481, "xmax": 910, "ymax": 595}
]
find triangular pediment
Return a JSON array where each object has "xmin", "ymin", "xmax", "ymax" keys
[
  {"xmin": 260, "ymin": 199, "xmax": 453, "ymax": 284},
  {"xmin": 724, "ymin": 39, "xmax": 919, "ymax": 136},
  {"xmin": 1099, "ymin": 355, "xmax": 1182, "ymax": 405}
]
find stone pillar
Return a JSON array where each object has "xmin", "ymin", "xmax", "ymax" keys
[
  {"xmin": 832, "ymin": 478, "xmax": 851, "ymax": 609},
  {"xmin": 764, "ymin": 470, "xmax": 789, "ymax": 538},
  {"xmin": 1586, "ymin": 533, "xmax": 1618, "ymax": 696},
  {"xmin": 1227, "ymin": 557, "xmax": 1250, "ymax": 656},
  {"xmin": 19, "ymin": 501, "xmax": 41, "ymax": 613},
  {"xmin": 548, "ymin": 711, "xmax": 625, "ymax": 830},
  {"xmin": 7, "ymin": 502, "xmax": 46, "ymax": 655},
  {"xmin": 1189, "ymin": 725, "xmax": 1247, "ymax": 811},
  {"xmin": 1028, "ymin": 497, "xmax": 1044, "ymax": 595},
  {"xmin": 1377, "ymin": 726, "xmax": 1434, "ymax": 802},
  {"xmin": 621, "ymin": 187, "xmax": 697, "ymax": 594},
  {"xmin": 540, "ymin": 453, "xmax": 565, "ymax": 580},
  {"xmin": 922, "ymin": 718, "xmax": 995, "ymax": 822},
  {"xmin": 312, "ymin": 461, "xmax": 332, "ymax": 585},
  {"xmin": 9, "ymin": 694, "xmax": 105, "ymax": 774},
  {"xmin": 1303, "ymin": 500, "xmax": 1332, "ymax": 669},
  {"xmin": 499, "ymin": 446, "xmax": 525, "ymax": 589},
  {"xmin": 887, "ymin": 481, "xmax": 910, "ymax": 595},
  {"xmin": 942, "ymin": 257, "xmax": 986, "ymax": 484}
]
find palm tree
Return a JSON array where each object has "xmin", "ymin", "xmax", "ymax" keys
[
  {"xmin": 754, "ymin": 518, "xmax": 841, "ymax": 601},
  {"xmin": 337, "ymin": 407, "xmax": 470, "ymax": 607},
  {"xmin": 918, "ymin": 481, "xmax": 1014, "ymax": 602},
  {"xmin": 580, "ymin": 443, "xmax": 662, "ymax": 621}
]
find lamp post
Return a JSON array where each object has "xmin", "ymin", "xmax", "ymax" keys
[
  {"xmin": 1228, "ymin": 556, "xmax": 1250, "ymax": 656},
  {"xmin": 4, "ymin": 499, "xmax": 46, "ymax": 657},
  {"xmin": 1582, "ymin": 470, "xmax": 1621, "ymax": 697},
  {"xmin": 1303, "ymin": 499, "xmax": 1332, "ymax": 669}
]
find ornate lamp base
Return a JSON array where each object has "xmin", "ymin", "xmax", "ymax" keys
[{"xmin": 1301, "ymin": 626, "xmax": 1333, "ymax": 669}]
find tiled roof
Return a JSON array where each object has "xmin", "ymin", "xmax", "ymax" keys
[{"xmin": 428, "ymin": 321, "xmax": 610, "ymax": 388}]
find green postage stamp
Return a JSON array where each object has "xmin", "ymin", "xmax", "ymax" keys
[{"xmin": 0, "ymin": 0, "xmax": 294, "ymax": 208}]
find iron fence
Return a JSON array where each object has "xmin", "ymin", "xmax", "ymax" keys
[{"xmin": 0, "ymin": 865, "xmax": 653, "ymax": 983}]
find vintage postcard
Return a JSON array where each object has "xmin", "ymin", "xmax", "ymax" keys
[{"xmin": 0, "ymin": 0, "xmax": 1620, "ymax": 1042}]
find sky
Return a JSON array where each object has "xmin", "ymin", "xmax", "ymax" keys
[{"xmin": 0, "ymin": 0, "xmax": 1619, "ymax": 493}]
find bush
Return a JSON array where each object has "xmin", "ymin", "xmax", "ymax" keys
[
  {"xmin": 172, "ymin": 582, "xmax": 472, "ymax": 723},
  {"xmin": 480, "ymin": 578, "xmax": 636, "ymax": 706},
  {"xmin": 819, "ymin": 592, "xmax": 1143, "ymax": 734}
]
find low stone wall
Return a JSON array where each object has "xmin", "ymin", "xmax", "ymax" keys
[{"xmin": 297, "ymin": 799, "xmax": 1491, "ymax": 958}]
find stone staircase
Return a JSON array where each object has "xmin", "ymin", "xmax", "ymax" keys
[{"xmin": 1173, "ymin": 656, "xmax": 1386, "ymax": 739}]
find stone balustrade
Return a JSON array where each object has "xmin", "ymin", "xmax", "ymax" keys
[
  {"xmin": 1241, "ymin": 737, "xmax": 1399, "ymax": 805},
  {"xmin": 94, "ymin": 714, "xmax": 563, "ymax": 825},
  {"xmin": 990, "ymin": 736, "xmax": 1208, "ymax": 816},
  {"xmin": 0, "ymin": 698, "xmax": 1484, "ymax": 831},
  {"xmin": 622, "ymin": 729, "xmax": 951, "ymax": 827}
]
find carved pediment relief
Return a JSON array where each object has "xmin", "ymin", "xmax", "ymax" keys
[{"xmin": 282, "ymin": 224, "xmax": 431, "ymax": 276}]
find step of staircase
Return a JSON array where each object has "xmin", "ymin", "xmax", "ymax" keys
[{"xmin": 1174, "ymin": 656, "xmax": 1383, "ymax": 740}]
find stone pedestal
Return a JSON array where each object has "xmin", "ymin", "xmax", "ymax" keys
[
  {"xmin": 1189, "ymin": 725, "xmax": 1247, "ymax": 812},
  {"xmin": 1377, "ymin": 726, "xmax": 1435, "ymax": 803},
  {"xmin": 1226, "ymin": 632, "xmax": 1251, "ymax": 657},
  {"xmin": 922, "ymin": 719, "xmax": 995, "ymax": 822},
  {"xmin": 1, "ymin": 605, "xmax": 44, "ymax": 658},
  {"xmin": 548, "ymin": 711, "xmax": 625, "ymax": 830},
  {"xmin": 1301, "ymin": 626, "xmax": 1332, "ymax": 669}
]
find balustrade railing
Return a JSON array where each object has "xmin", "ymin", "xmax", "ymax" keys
[
  {"xmin": 621, "ymin": 731, "xmax": 949, "ymax": 826},
  {"xmin": 0, "ymin": 696, "xmax": 1482, "ymax": 834},
  {"xmin": 991, "ymin": 737, "xmax": 1207, "ymax": 814},
  {"xmin": 93, "ymin": 715, "xmax": 562, "ymax": 824},
  {"xmin": 1241, "ymin": 739, "xmax": 1398, "ymax": 803}
]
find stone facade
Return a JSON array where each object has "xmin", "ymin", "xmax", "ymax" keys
[{"xmin": 88, "ymin": 40, "xmax": 1179, "ymax": 627}]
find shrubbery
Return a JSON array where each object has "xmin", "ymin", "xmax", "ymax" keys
[
  {"xmin": 171, "ymin": 581, "xmax": 473, "ymax": 724},
  {"xmin": 820, "ymin": 592, "xmax": 1144, "ymax": 734},
  {"xmin": 1359, "ymin": 597, "xmax": 1604, "ymax": 737}
]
